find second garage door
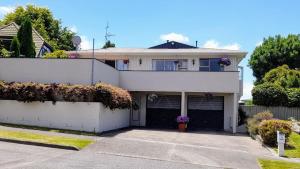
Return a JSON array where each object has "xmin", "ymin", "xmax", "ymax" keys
[{"xmin": 188, "ymin": 96, "xmax": 224, "ymax": 130}]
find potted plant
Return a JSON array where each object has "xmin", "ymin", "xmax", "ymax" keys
[
  {"xmin": 218, "ymin": 57, "xmax": 231, "ymax": 66},
  {"xmin": 177, "ymin": 115, "xmax": 189, "ymax": 132}
]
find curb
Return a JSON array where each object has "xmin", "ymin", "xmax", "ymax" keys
[{"xmin": 0, "ymin": 138, "xmax": 79, "ymax": 151}]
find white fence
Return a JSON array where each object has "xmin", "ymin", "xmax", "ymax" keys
[
  {"xmin": 0, "ymin": 58, "xmax": 119, "ymax": 86},
  {"xmin": 0, "ymin": 100, "xmax": 130, "ymax": 133},
  {"xmin": 240, "ymin": 105, "xmax": 300, "ymax": 120}
]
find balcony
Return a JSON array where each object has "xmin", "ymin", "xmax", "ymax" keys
[{"xmin": 119, "ymin": 71, "xmax": 240, "ymax": 93}]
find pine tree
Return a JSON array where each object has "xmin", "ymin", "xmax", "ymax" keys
[
  {"xmin": 17, "ymin": 17, "xmax": 36, "ymax": 57},
  {"xmin": 10, "ymin": 36, "xmax": 20, "ymax": 58}
]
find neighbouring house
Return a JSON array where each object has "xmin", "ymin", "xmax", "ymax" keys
[
  {"xmin": 0, "ymin": 22, "xmax": 53, "ymax": 57},
  {"xmin": 66, "ymin": 41, "xmax": 247, "ymax": 133}
]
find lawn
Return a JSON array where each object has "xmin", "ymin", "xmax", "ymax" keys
[
  {"xmin": 274, "ymin": 132, "xmax": 300, "ymax": 158},
  {"xmin": 258, "ymin": 159, "xmax": 300, "ymax": 169},
  {"xmin": 0, "ymin": 129, "xmax": 94, "ymax": 150}
]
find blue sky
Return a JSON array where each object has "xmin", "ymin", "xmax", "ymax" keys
[{"xmin": 1, "ymin": 0, "xmax": 300, "ymax": 99}]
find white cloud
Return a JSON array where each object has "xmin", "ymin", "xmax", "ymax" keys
[
  {"xmin": 0, "ymin": 6, "xmax": 15, "ymax": 17},
  {"xmin": 202, "ymin": 39, "xmax": 240, "ymax": 50},
  {"xmin": 160, "ymin": 33, "xmax": 189, "ymax": 43},
  {"xmin": 255, "ymin": 41, "xmax": 263, "ymax": 47},
  {"xmin": 241, "ymin": 82, "xmax": 254, "ymax": 100},
  {"xmin": 69, "ymin": 25, "xmax": 78, "ymax": 33},
  {"xmin": 79, "ymin": 36, "xmax": 92, "ymax": 50}
]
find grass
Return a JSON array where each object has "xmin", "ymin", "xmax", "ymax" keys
[
  {"xmin": 0, "ymin": 122, "xmax": 98, "ymax": 136},
  {"xmin": 274, "ymin": 132, "xmax": 300, "ymax": 158},
  {"xmin": 0, "ymin": 129, "xmax": 94, "ymax": 150},
  {"xmin": 258, "ymin": 159, "xmax": 300, "ymax": 169}
]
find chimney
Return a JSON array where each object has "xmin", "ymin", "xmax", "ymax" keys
[
  {"xmin": 195, "ymin": 41, "xmax": 198, "ymax": 47},
  {"xmin": 167, "ymin": 40, "xmax": 169, "ymax": 43}
]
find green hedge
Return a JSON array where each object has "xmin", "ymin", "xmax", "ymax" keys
[
  {"xmin": 252, "ymin": 83, "xmax": 288, "ymax": 106},
  {"xmin": 258, "ymin": 119, "xmax": 292, "ymax": 146},
  {"xmin": 286, "ymin": 88, "xmax": 300, "ymax": 107},
  {"xmin": 0, "ymin": 81, "xmax": 132, "ymax": 109}
]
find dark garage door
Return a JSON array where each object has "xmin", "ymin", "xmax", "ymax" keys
[
  {"xmin": 188, "ymin": 96, "xmax": 224, "ymax": 130},
  {"xmin": 146, "ymin": 95, "xmax": 181, "ymax": 129}
]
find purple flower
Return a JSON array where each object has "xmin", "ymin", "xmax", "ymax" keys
[
  {"xmin": 219, "ymin": 57, "xmax": 231, "ymax": 66},
  {"xmin": 177, "ymin": 115, "xmax": 190, "ymax": 123}
]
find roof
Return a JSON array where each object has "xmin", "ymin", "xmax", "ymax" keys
[
  {"xmin": 68, "ymin": 47, "xmax": 247, "ymax": 58},
  {"xmin": 149, "ymin": 41, "xmax": 197, "ymax": 49},
  {"xmin": 0, "ymin": 22, "xmax": 52, "ymax": 57}
]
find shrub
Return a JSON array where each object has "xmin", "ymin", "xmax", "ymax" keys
[
  {"xmin": 17, "ymin": 17, "xmax": 36, "ymax": 57},
  {"xmin": 286, "ymin": 88, "xmax": 300, "ymax": 107},
  {"xmin": 94, "ymin": 83, "xmax": 132, "ymax": 109},
  {"xmin": 0, "ymin": 48, "xmax": 10, "ymax": 57},
  {"xmin": 10, "ymin": 36, "xmax": 20, "ymax": 58},
  {"xmin": 252, "ymin": 83, "xmax": 288, "ymax": 106},
  {"xmin": 258, "ymin": 119, "xmax": 292, "ymax": 146},
  {"xmin": 0, "ymin": 81, "xmax": 132, "ymax": 109},
  {"xmin": 262, "ymin": 65, "xmax": 300, "ymax": 89},
  {"xmin": 44, "ymin": 50, "xmax": 68, "ymax": 59},
  {"xmin": 247, "ymin": 111, "xmax": 273, "ymax": 136}
]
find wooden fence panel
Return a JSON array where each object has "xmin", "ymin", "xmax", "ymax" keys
[{"xmin": 240, "ymin": 105, "xmax": 300, "ymax": 120}]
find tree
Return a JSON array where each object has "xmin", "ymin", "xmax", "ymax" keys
[
  {"xmin": 10, "ymin": 36, "xmax": 20, "ymax": 57},
  {"xmin": 102, "ymin": 40, "xmax": 115, "ymax": 49},
  {"xmin": 17, "ymin": 18, "xmax": 36, "ymax": 57},
  {"xmin": 262, "ymin": 65, "xmax": 300, "ymax": 89},
  {"xmin": 249, "ymin": 34, "xmax": 300, "ymax": 83},
  {"xmin": 1, "ymin": 5, "xmax": 75, "ymax": 51}
]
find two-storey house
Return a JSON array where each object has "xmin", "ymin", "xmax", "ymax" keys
[{"xmin": 69, "ymin": 41, "xmax": 247, "ymax": 133}]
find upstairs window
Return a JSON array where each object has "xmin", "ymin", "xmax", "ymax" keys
[
  {"xmin": 199, "ymin": 58, "xmax": 224, "ymax": 72},
  {"xmin": 116, "ymin": 60, "xmax": 129, "ymax": 70},
  {"xmin": 152, "ymin": 59, "xmax": 188, "ymax": 71}
]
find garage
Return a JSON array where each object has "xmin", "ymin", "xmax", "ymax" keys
[
  {"xmin": 187, "ymin": 96, "xmax": 224, "ymax": 130},
  {"xmin": 146, "ymin": 95, "xmax": 181, "ymax": 129}
]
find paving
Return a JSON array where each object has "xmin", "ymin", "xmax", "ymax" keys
[{"xmin": 0, "ymin": 128, "xmax": 275, "ymax": 169}]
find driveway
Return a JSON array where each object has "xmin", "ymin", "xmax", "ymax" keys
[{"xmin": 0, "ymin": 129, "xmax": 274, "ymax": 169}]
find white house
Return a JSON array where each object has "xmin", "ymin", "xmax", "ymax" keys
[{"xmin": 67, "ymin": 41, "xmax": 247, "ymax": 133}]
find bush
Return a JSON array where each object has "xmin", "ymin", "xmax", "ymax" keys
[
  {"xmin": 44, "ymin": 50, "xmax": 68, "ymax": 59},
  {"xmin": 10, "ymin": 36, "xmax": 20, "ymax": 58},
  {"xmin": 0, "ymin": 48, "xmax": 10, "ymax": 57},
  {"xmin": 252, "ymin": 83, "xmax": 288, "ymax": 106},
  {"xmin": 258, "ymin": 119, "xmax": 292, "ymax": 146},
  {"xmin": 247, "ymin": 111, "xmax": 273, "ymax": 136},
  {"xmin": 262, "ymin": 65, "xmax": 300, "ymax": 89},
  {"xmin": 0, "ymin": 81, "xmax": 132, "ymax": 109},
  {"xmin": 286, "ymin": 88, "xmax": 300, "ymax": 107}
]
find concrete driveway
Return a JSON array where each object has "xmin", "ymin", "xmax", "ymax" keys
[{"xmin": 0, "ymin": 128, "xmax": 274, "ymax": 169}]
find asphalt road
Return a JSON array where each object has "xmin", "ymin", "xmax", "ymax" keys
[{"xmin": 0, "ymin": 129, "xmax": 274, "ymax": 169}]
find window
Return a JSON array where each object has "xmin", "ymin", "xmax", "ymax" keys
[
  {"xmin": 199, "ymin": 58, "xmax": 224, "ymax": 72},
  {"xmin": 152, "ymin": 59, "xmax": 187, "ymax": 71},
  {"xmin": 116, "ymin": 60, "xmax": 129, "ymax": 70}
]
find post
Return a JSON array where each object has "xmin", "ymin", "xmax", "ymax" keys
[
  {"xmin": 181, "ymin": 92, "xmax": 185, "ymax": 116},
  {"xmin": 277, "ymin": 131, "xmax": 285, "ymax": 156},
  {"xmin": 91, "ymin": 38, "xmax": 95, "ymax": 85},
  {"xmin": 232, "ymin": 93, "xmax": 237, "ymax": 133}
]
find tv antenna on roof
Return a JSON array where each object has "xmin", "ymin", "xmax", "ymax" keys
[{"xmin": 105, "ymin": 22, "xmax": 115, "ymax": 42}]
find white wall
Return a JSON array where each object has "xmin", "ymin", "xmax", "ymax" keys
[
  {"xmin": 0, "ymin": 58, "xmax": 120, "ymax": 86},
  {"xmin": 128, "ymin": 55, "xmax": 239, "ymax": 71},
  {"xmin": 224, "ymin": 94, "xmax": 234, "ymax": 132},
  {"xmin": 0, "ymin": 100, "xmax": 100, "ymax": 132},
  {"xmin": 0, "ymin": 58, "xmax": 92, "ymax": 84},
  {"xmin": 93, "ymin": 59, "xmax": 120, "ymax": 86},
  {"xmin": 120, "ymin": 71, "xmax": 240, "ymax": 93},
  {"xmin": 99, "ymin": 104, "xmax": 130, "ymax": 132},
  {"xmin": 0, "ymin": 100, "xmax": 130, "ymax": 133}
]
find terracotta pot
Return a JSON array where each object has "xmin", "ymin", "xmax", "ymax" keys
[{"xmin": 178, "ymin": 123, "xmax": 186, "ymax": 132}]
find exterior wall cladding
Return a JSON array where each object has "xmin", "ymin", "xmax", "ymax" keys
[{"xmin": 0, "ymin": 42, "xmax": 247, "ymax": 133}]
